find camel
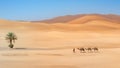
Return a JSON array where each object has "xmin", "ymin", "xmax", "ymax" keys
[
  {"xmin": 93, "ymin": 47, "xmax": 98, "ymax": 52},
  {"xmin": 73, "ymin": 48, "xmax": 76, "ymax": 53},
  {"xmin": 72, "ymin": 47, "xmax": 99, "ymax": 53},
  {"xmin": 85, "ymin": 48, "xmax": 92, "ymax": 52},
  {"xmin": 77, "ymin": 48, "xmax": 86, "ymax": 53}
]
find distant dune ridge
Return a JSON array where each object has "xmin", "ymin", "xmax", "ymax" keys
[{"xmin": 33, "ymin": 14, "xmax": 120, "ymax": 24}]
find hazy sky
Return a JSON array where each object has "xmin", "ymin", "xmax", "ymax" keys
[{"xmin": 0, "ymin": 0, "xmax": 120, "ymax": 21}]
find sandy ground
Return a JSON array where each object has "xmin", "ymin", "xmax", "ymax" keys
[
  {"xmin": 0, "ymin": 48, "xmax": 120, "ymax": 68},
  {"xmin": 0, "ymin": 20, "xmax": 120, "ymax": 68}
]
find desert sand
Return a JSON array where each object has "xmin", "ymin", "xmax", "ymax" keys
[
  {"xmin": 0, "ymin": 16, "xmax": 120, "ymax": 68},
  {"xmin": 0, "ymin": 48, "xmax": 120, "ymax": 68}
]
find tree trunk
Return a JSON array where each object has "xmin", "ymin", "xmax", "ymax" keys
[
  {"xmin": 10, "ymin": 39, "xmax": 12, "ymax": 44},
  {"xmin": 9, "ymin": 39, "xmax": 14, "ymax": 48}
]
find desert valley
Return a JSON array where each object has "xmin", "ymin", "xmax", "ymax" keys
[{"xmin": 0, "ymin": 14, "xmax": 120, "ymax": 68}]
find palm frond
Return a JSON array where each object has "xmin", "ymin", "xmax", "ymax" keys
[{"xmin": 5, "ymin": 32, "xmax": 17, "ymax": 43}]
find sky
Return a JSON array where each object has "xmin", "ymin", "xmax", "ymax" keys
[{"xmin": 0, "ymin": 0, "xmax": 120, "ymax": 21}]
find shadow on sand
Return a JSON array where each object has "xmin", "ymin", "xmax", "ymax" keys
[{"xmin": 13, "ymin": 47, "xmax": 62, "ymax": 50}]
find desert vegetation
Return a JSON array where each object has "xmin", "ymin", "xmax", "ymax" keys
[{"xmin": 5, "ymin": 32, "xmax": 17, "ymax": 48}]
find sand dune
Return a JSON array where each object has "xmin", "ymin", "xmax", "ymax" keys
[
  {"xmin": 0, "ymin": 19, "xmax": 120, "ymax": 48},
  {"xmin": 34, "ymin": 14, "xmax": 120, "ymax": 23},
  {"xmin": 69, "ymin": 15, "xmax": 113, "ymax": 24}
]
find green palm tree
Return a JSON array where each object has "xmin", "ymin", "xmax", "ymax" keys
[{"xmin": 6, "ymin": 32, "xmax": 17, "ymax": 48}]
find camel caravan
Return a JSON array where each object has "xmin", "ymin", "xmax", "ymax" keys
[{"xmin": 73, "ymin": 47, "xmax": 99, "ymax": 53}]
